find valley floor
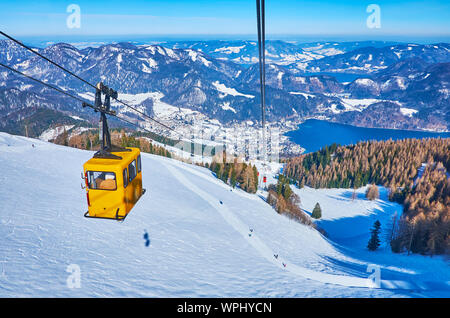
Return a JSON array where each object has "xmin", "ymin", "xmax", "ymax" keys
[{"xmin": 0, "ymin": 133, "xmax": 448, "ymax": 297}]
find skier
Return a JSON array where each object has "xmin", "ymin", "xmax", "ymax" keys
[
  {"xmin": 143, "ymin": 231, "xmax": 150, "ymax": 247},
  {"xmin": 219, "ymin": 200, "xmax": 223, "ymax": 205},
  {"xmin": 273, "ymin": 254, "xmax": 278, "ymax": 259}
]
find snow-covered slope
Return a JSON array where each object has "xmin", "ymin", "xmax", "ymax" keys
[
  {"xmin": 0, "ymin": 133, "xmax": 448, "ymax": 297},
  {"xmin": 296, "ymin": 186, "xmax": 450, "ymax": 292}
]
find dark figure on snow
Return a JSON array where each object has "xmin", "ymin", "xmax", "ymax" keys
[{"xmin": 143, "ymin": 231, "xmax": 150, "ymax": 247}]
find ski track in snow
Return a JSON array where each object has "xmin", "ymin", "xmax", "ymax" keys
[
  {"xmin": 164, "ymin": 161, "xmax": 368, "ymax": 287},
  {"xmin": 161, "ymin": 159, "xmax": 439, "ymax": 291}
]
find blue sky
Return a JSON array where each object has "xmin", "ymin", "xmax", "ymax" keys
[{"xmin": 0, "ymin": 0, "xmax": 449, "ymax": 39}]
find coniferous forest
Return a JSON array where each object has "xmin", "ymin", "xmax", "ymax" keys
[
  {"xmin": 208, "ymin": 155, "xmax": 259, "ymax": 194},
  {"xmin": 284, "ymin": 138, "xmax": 450, "ymax": 256},
  {"xmin": 54, "ymin": 129, "xmax": 173, "ymax": 159}
]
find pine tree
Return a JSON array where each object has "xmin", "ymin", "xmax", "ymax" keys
[
  {"xmin": 90, "ymin": 133, "xmax": 97, "ymax": 147},
  {"xmin": 253, "ymin": 165, "xmax": 259, "ymax": 191},
  {"xmin": 311, "ymin": 202, "xmax": 322, "ymax": 219},
  {"xmin": 282, "ymin": 183, "xmax": 293, "ymax": 201},
  {"xmin": 121, "ymin": 131, "xmax": 128, "ymax": 148},
  {"xmin": 230, "ymin": 168, "xmax": 237, "ymax": 188},
  {"xmin": 244, "ymin": 165, "xmax": 257, "ymax": 193},
  {"xmin": 222, "ymin": 164, "xmax": 230, "ymax": 183},
  {"xmin": 214, "ymin": 163, "xmax": 222, "ymax": 180},
  {"xmin": 367, "ymin": 220, "xmax": 382, "ymax": 251},
  {"xmin": 62, "ymin": 127, "xmax": 68, "ymax": 146},
  {"xmin": 86, "ymin": 137, "xmax": 91, "ymax": 150}
]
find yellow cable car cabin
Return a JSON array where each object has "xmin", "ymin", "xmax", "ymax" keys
[
  {"xmin": 83, "ymin": 148, "xmax": 145, "ymax": 220},
  {"xmin": 80, "ymin": 82, "xmax": 145, "ymax": 221}
]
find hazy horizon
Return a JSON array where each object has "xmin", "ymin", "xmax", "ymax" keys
[{"xmin": 9, "ymin": 33, "xmax": 450, "ymax": 49}]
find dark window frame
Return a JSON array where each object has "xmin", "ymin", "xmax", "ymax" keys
[
  {"xmin": 128, "ymin": 160, "xmax": 137, "ymax": 183},
  {"xmin": 86, "ymin": 171, "xmax": 117, "ymax": 191},
  {"xmin": 123, "ymin": 168, "xmax": 128, "ymax": 188},
  {"xmin": 137, "ymin": 155, "xmax": 142, "ymax": 173}
]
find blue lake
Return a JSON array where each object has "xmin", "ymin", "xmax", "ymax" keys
[{"xmin": 285, "ymin": 119, "xmax": 450, "ymax": 154}]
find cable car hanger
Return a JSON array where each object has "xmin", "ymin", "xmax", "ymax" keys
[{"xmin": 83, "ymin": 82, "xmax": 132, "ymax": 160}]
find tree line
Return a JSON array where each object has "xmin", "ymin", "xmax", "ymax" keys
[
  {"xmin": 207, "ymin": 153, "xmax": 259, "ymax": 194},
  {"xmin": 283, "ymin": 138, "xmax": 449, "ymax": 256},
  {"xmin": 54, "ymin": 128, "xmax": 172, "ymax": 159}
]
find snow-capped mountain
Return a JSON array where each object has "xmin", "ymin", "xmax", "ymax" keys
[
  {"xmin": 340, "ymin": 59, "xmax": 450, "ymax": 131},
  {"xmin": 0, "ymin": 39, "xmax": 449, "ymax": 132},
  {"xmin": 239, "ymin": 63, "xmax": 344, "ymax": 93},
  {"xmin": 0, "ymin": 40, "xmax": 347, "ymax": 124},
  {"xmin": 166, "ymin": 40, "xmax": 401, "ymax": 67},
  {"xmin": 1, "ymin": 132, "xmax": 448, "ymax": 297},
  {"xmin": 303, "ymin": 43, "xmax": 450, "ymax": 74},
  {"xmin": 297, "ymin": 40, "xmax": 400, "ymax": 56},
  {"xmin": 168, "ymin": 40, "xmax": 321, "ymax": 66},
  {"xmin": 169, "ymin": 40, "xmax": 450, "ymax": 75},
  {"xmin": 0, "ymin": 39, "xmax": 37, "ymax": 65}
]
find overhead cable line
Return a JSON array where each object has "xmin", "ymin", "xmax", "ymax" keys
[
  {"xmin": 0, "ymin": 62, "xmax": 177, "ymax": 141},
  {"xmin": 0, "ymin": 31, "xmax": 179, "ymax": 135},
  {"xmin": 0, "ymin": 62, "xmax": 98, "ymax": 109},
  {"xmin": 256, "ymin": 0, "xmax": 266, "ymax": 133},
  {"xmin": 256, "ymin": 0, "xmax": 268, "ymax": 178},
  {"xmin": 0, "ymin": 31, "xmax": 97, "ymax": 90}
]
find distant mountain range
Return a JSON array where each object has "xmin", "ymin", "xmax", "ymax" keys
[
  {"xmin": 0, "ymin": 39, "xmax": 449, "ymax": 134},
  {"xmin": 299, "ymin": 43, "xmax": 450, "ymax": 74},
  {"xmin": 167, "ymin": 40, "xmax": 401, "ymax": 67}
]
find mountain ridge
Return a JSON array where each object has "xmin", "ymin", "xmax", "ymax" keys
[{"xmin": 0, "ymin": 39, "xmax": 449, "ymax": 132}]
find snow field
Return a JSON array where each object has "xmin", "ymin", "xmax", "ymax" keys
[{"xmin": 0, "ymin": 133, "xmax": 448, "ymax": 297}]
